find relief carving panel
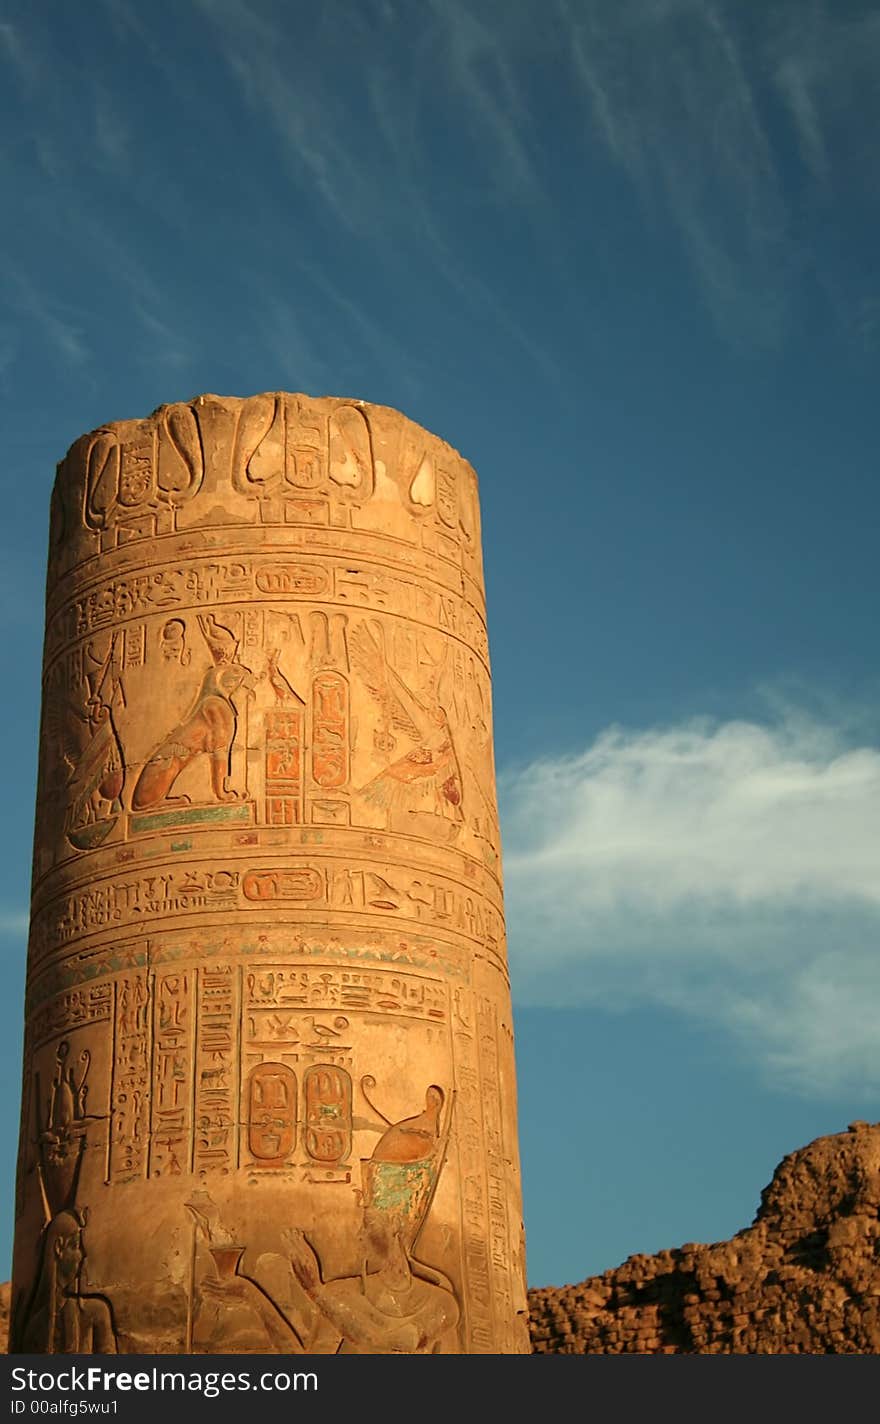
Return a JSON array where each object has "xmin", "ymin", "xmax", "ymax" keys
[{"xmin": 14, "ymin": 393, "xmax": 526, "ymax": 1354}]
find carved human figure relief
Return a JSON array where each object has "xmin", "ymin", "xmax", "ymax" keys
[
  {"xmin": 12, "ymin": 1048, "xmax": 117, "ymax": 1354},
  {"xmin": 281, "ymin": 1083, "xmax": 459, "ymax": 1354},
  {"xmin": 185, "ymin": 1193, "xmax": 304, "ymax": 1354},
  {"xmin": 196, "ymin": 1081, "xmax": 458, "ymax": 1354},
  {"xmin": 15, "ymin": 1209, "xmax": 118, "ymax": 1354}
]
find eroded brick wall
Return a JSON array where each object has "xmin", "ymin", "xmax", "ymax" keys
[{"xmin": 529, "ymin": 1121, "xmax": 880, "ymax": 1354}]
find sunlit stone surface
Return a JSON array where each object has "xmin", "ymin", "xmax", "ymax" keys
[{"xmin": 11, "ymin": 393, "xmax": 529, "ymax": 1354}]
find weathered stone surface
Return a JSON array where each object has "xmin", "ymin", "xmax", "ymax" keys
[
  {"xmin": 11, "ymin": 393, "xmax": 529, "ymax": 1354},
  {"xmin": 528, "ymin": 1122, "xmax": 880, "ymax": 1354}
]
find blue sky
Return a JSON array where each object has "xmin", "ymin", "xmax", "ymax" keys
[{"xmin": 1, "ymin": 0, "xmax": 879, "ymax": 1291}]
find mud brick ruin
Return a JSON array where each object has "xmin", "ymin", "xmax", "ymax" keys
[{"xmin": 529, "ymin": 1121, "xmax": 880, "ymax": 1354}]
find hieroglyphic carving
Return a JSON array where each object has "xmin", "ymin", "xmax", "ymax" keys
[
  {"xmin": 46, "ymin": 557, "xmax": 487, "ymax": 673},
  {"xmin": 254, "ymin": 565, "xmax": 330, "ymax": 597},
  {"xmin": 47, "ymin": 394, "xmax": 491, "ymax": 590},
  {"xmin": 242, "ymin": 868, "xmax": 324, "ymax": 903},
  {"xmin": 149, "ymin": 971, "xmax": 194, "ymax": 1178},
  {"xmin": 159, "ymin": 618, "xmax": 190, "ymax": 666},
  {"xmin": 303, "ymin": 1066, "xmax": 351, "ymax": 1166},
  {"xmin": 247, "ymin": 1064, "xmax": 297, "ymax": 1166},
  {"xmin": 193, "ymin": 965, "xmax": 239, "ymax": 1178},
  {"xmin": 54, "ymin": 559, "xmax": 254, "ymax": 644},
  {"xmin": 477, "ymin": 995, "xmax": 514, "ymax": 1344},
  {"xmin": 17, "ymin": 393, "xmax": 528, "ymax": 1355},
  {"xmin": 452, "ymin": 987, "xmax": 496, "ymax": 1352},
  {"xmin": 263, "ymin": 649, "xmax": 305, "ymax": 825},
  {"xmin": 305, "ymin": 611, "xmax": 350, "ymax": 820},
  {"xmin": 327, "ymin": 862, "xmax": 504, "ymax": 955},
  {"xmin": 108, "ymin": 973, "xmax": 150, "ymax": 1183},
  {"xmin": 190, "ymin": 1081, "xmax": 457, "ymax": 1354},
  {"xmin": 230, "ymin": 395, "xmax": 373, "ymax": 526},
  {"xmin": 30, "ymin": 868, "xmax": 242, "ymax": 961},
  {"xmin": 30, "ymin": 858, "xmax": 503, "ymax": 971},
  {"xmin": 232, "ymin": 393, "xmax": 325, "ymax": 515},
  {"xmin": 30, "ymin": 982, "xmax": 113, "ymax": 1050},
  {"xmin": 310, "ymin": 673, "xmax": 349, "ymax": 789},
  {"xmin": 244, "ymin": 964, "xmax": 448, "ymax": 1025}
]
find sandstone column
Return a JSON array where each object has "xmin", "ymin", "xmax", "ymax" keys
[{"xmin": 10, "ymin": 393, "xmax": 529, "ymax": 1355}]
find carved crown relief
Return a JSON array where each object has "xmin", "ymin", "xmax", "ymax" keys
[
  {"xmin": 84, "ymin": 404, "xmax": 204, "ymax": 534},
  {"xmin": 49, "ymin": 394, "xmax": 481, "ymax": 584}
]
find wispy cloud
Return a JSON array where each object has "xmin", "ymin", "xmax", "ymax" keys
[
  {"xmin": 131, "ymin": 306, "xmax": 195, "ymax": 372},
  {"xmin": 560, "ymin": 0, "xmax": 792, "ymax": 345},
  {"xmin": 96, "ymin": 0, "xmax": 150, "ymax": 44},
  {"xmin": 555, "ymin": 0, "xmax": 880, "ymax": 347},
  {"xmin": 0, "ymin": 324, "xmax": 18, "ymax": 380},
  {"xmin": 287, "ymin": 257, "xmax": 427, "ymax": 403},
  {"xmin": 93, "ymin": 87, "xmax": 131, "ymax": 174},
  {"xmin": 0, "ymin": 20, "xmax": 38, "ymax": 87},
  {"xmin": 191, "ymin": 0, "xmax": 564, "ymax": 384},
  {"xmin": 424, "ymin": 0, "xmax": 538, "ymax": 197},
  {"xmin": 6, "ymin": 0, "xmax": 879, "ymax": 377},
  {"xmin": 501, "ymin": 704, "xmax": 880, "ymax": 1095},
  {"xmin": 192, "ymin": 0, "xmax": 375, "ymax": 232},
  {"xmin": 0, "ymin": 261, "xmax": 90, "ymax": 366},
  {"xmin": 0, "ymin": 909, "xmax": 28, "ymax": 936},
  {"xmin": 768, "ymin": 3, "xmax": 880, "ymax": 184},
  {"xmin": 242, "ymin": 287, "xmax": 330, "ymax": 394}
]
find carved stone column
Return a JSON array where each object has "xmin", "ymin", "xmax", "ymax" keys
[{"xmin": 11, "ymin": 393, "xmax": 529, "ymax": 1355}]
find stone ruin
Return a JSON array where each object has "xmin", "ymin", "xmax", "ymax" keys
[
  {"xmin": 9, "ymin": 394, "xmax": 528, "ymax": 1355},
  {"xmin": 529, "ymin": 1120, "xmax": 880, "ymax": 1354}
]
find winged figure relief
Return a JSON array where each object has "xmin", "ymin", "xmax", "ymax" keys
[{"xmin": 349, "ymin": 621, "xmax": 464, "ymax": 829}]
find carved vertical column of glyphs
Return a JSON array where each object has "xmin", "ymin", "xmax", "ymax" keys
[{"xmin": 11, "ymin": 392, "xmax": 529, "ymax": 1354}]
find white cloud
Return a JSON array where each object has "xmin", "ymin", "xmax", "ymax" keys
[{"xmin": 501, "ymin": 706, "xmax": 880, "ymax": 1095}]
